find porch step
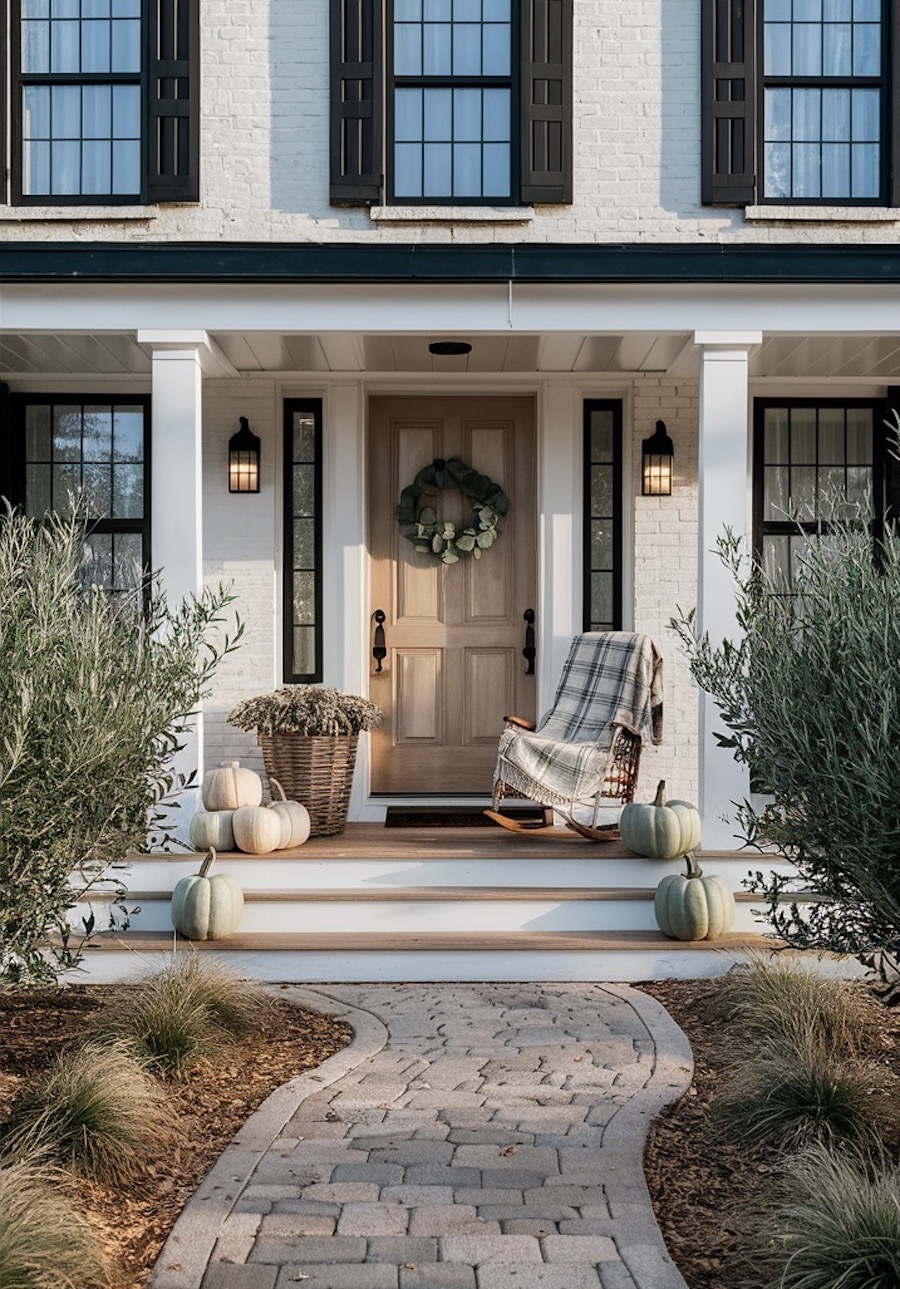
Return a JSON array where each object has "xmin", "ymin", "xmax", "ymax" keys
[
  {"xmin": 66, "ymin": 927, "xmax": 780, "ymax": 985},
  {"xmin": 89, "ymin": 880, "xmax": 803, "ymax": 936}
]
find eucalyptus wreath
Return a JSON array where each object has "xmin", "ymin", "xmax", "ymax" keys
[{"xmin": 397, "ymin": 457, "xmax": 510, "ymax": 565}]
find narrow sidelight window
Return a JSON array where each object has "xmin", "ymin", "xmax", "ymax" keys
[
  {"xmin": 283, "ymin": 400, "xmax": 323, "ymax": 684},
  {"xmin": 583, "ymin": 401, "xmax": 623, "ymax": 632}
]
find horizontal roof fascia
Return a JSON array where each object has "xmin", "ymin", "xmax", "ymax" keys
[{"xmin": 3, "ymin": 241, "xmax": 900, "ymax": 284}]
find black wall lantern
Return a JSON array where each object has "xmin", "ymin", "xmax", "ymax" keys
[
  {"xmin": 641, "ymin": 420, "xmax": 674, "ymax": 496},
  {"xmin": 228, "ymin": 416, "xmax": 261, "ymax": 493}
]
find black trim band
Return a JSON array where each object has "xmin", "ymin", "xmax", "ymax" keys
[{"xmin": 4, "ymin": 241, "xmax": 900, "ymax": 283}]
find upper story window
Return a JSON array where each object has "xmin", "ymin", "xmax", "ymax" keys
[
  {"xmin": 8, "ymin": 0, "xmax": 200, "ymax": 205},
  {"xmin": 391, "ymin": 0, "xmax": 513, "ymax": 202},
  {"xmin": 702, "ymin": 0, "xmax": 897, "ymax": 206},
  {"xmin": 330, "ymin": 0, "xmax": 572, "ymax": 207}
]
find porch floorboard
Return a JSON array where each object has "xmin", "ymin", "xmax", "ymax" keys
[{"xmin": 134, "ymin": 822, "xmax": 763, "ymax": 862}]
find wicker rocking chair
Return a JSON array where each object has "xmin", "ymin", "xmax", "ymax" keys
[{"xmin": 485, "ymin": 631, "xmax": 663, "ymax": 840}]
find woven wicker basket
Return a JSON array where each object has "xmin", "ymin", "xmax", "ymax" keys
[{"xmin": 258, "ymin": 732, "xmax": 359, "ymax": 837}]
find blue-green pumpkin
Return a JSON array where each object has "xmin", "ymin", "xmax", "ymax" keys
[
  {"xmin": 170, "ymin": 848, "xmax": 244, "ymax": 941},
  {"xmin": 619, "ymin": 780, "xmax": 702, "ymax": 860},
  {"xmin": 654, "ymin": 852, "xmax": 736, "ymax": 941}
]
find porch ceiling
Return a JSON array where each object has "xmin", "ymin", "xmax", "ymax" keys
[{"xmin": 2, "ymin": 329, "xmax": 900, "ymax": 380}]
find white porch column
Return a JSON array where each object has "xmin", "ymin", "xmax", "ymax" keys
[
  {"xmin": 694, "ymin": 331, "xmax": 761, "ymax": 850},
  {"xmin": 139, "ymin": 330, "xmax": 209, "ymax": 836}
]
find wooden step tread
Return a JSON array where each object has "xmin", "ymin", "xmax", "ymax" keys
[
  {"xmin": 114, "ymin": 886, "xmax": 811, "ymax": 904},
  {"xmin": 77, "ymin": 929, "xmax": 777, "ymax": 954}
]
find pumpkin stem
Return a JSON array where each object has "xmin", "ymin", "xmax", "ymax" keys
[
  {"xmin": 653, "ymin": 780, "xmax": 667, "ymax": 807},
  {"xmin": 199, "ymin": 847, "xmax": 217, "ymax": 878},
  {"xmin": 684, "ymin": 850, "xmax": 703, "ymax": 879},
  {"xmin": 270, "ymin": 777, "xmax": 287, "ymax": 802}
]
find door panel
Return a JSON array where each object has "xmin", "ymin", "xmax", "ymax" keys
[{"xmin": 369, "ymin": 396, "xmax": 536, "ymax": 795}]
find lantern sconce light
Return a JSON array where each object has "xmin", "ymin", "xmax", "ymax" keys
[
  {"xmin": 228, "ymin": 416, "xmax": 261, "ymax": 494},
  {"xmin": 641, "ymin": 420, "xmax": 674, "ymax": 496}
]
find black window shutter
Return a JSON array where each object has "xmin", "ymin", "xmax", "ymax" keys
[
  {"xmin": 520, "ymin": 0, "xmax": 572, "ymax": 204},
  {"xmin": 330, "ymin": 0, "xmax": 383, "ymax": 204},
  {"xmin": 701, "ymin": 0, "xmax": 756, "ymax": 205},
  {"xmin": 146, "ymin": 0, "xmax": 200, "ymax": 202}
]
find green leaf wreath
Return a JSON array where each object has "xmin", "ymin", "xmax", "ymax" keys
[{"xmin": 397, "ymin": 457, "xmax": 510, "ymax": 565}]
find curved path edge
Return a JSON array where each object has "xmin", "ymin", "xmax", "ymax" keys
[
  {"xmin": 601, "ymin": 985, "xmax": 695, "ymax": 1289},
  {"xmin": 150, "ymin": 987, "xmax": 388, "ymax": 1289}
]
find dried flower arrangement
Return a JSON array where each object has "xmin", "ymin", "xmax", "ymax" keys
[{"xmin": 228, "ymin": 686, "xmax": 381, "ymax": 737}]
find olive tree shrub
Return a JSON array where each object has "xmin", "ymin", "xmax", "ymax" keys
[
  {"xmin": 672, "ymin": 524, "xmax": 900, "ymax": 983},
  {"xmin": 0, "ymin": 505, "xmax": 242, "ymax": 983}
]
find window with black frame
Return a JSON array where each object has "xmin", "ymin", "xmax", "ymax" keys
[
  {"xmin": 583, "ymin": 401, "xmax": 622, "ymax": 632},
  {"xmin": 11, "ymin": 394, "xmax": 150, "ymax": 593},
  {"xmin": 9, "ymin": 0, "xmax": 199, "ymax": 205},
  {"xmin": 283, "ymin": 400, "xmax": 323, "ymax": 684},
  {"xmin": 753, "ymin": 398, "xmax": 886, "ymax": 589},
  {"xmin": 391, "ymin": 0, "xmax": 514, "ymax": 202},
  {"xmin": 761, "ymin": 0, "xmax": 885, "ymax": 202}
]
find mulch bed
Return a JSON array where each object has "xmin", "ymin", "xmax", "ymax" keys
[
  {"xmin": 638, "ymin": 976, "xmax": 900, "ymax": 1289},
  {"xmin": 0, "ymin": 983, "xmax": 352, "ymax": 1288}
]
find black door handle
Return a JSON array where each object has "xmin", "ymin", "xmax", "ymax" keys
[
  {"xmin": 523, "ymin": 609, "xmax": 536, "ymax": 674},
  {"xmin": 372, "ymin": 610, "xmax": 387, "ymax": 673}
]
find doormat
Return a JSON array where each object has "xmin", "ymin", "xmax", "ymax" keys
[{"xmin": 384, "ymin": 805, "xmax": 546, "ymax": 829}]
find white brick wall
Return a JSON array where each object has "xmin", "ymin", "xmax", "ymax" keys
[
  {"xmin": 202, "ymin": 378, "xmax": 280, "ymax": 786},
  {"xmin": 630, "ymin": 378, "xmax": 700, "ymax": 805},
  {"xmin": 3, "ymin": 0, "xmax": 895, "ymax": 248}
]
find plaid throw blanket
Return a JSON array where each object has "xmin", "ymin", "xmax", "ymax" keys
[{"xmin": 493, "ymin": 632, "xmax": 663, "ymax": 808}]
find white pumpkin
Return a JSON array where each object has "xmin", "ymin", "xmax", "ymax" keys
[
  {"xmin": 232, "ymin": 804, "xmax": 284, "ymax": 855},
  {"xmin": 267, "ymin": 778, "xmax": 311, "ymax": 849},
  {"xmin": 201, "ymin": 761, "xmax": 263, "ymax": 812},
  {"xmin": 171, "ymin": 849, "xmax": 244, "ymax": 941},
  {"xmin": 189, "ymin": 809, "xmax": 236, "ymax": 852}
]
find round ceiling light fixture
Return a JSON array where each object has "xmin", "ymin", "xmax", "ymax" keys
[{"xmin": 428, "ymin": 341, "xmax": 473, "ymax": 356}]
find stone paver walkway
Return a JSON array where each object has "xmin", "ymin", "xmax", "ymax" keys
[{"xmin": 152, "ymin": 983, "xmax": 693, "ymax": 1289}]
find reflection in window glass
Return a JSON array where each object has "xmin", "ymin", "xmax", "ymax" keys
[
  {"xmin": 762, "ymin": 0, "xmax": 883, "ymax": 199},
  {"xmin": 284, "ymin": 403, "xmax": 322, "ymax": 682},
  {"xmin": 584, "ymin": 404, "xmax": 621, "ymax": 633},
  {"xmin": 392, "ymin": 0, "xmax": 513, "ymax": 200},
  {"xmin": 19, "ymin": 396, "xmax": 148, "ymax": 593}
]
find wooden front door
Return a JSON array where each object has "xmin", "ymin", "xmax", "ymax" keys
[{"xmin": 369, "ymin": 396, "xmax": 537, "ymax": 795}]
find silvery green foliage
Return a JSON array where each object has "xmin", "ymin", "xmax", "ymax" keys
[
  {"xmin": 672, "ymin": 524, "xmax": 900, "ymax": 978},
  {"xmin": 228, "ymin": 686, "xmax": 381, "ymax": 736},
  {"xmin": 0, "ymin": 504, "xmax": 242, "ymax": 984}
]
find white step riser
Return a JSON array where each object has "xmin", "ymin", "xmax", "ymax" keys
[
  {"xmin": 63, "ymin": 948, "xmax": 867, "ymax": 986},
  {"xmin": 119, "ymin": 855, "xmax": 798, "ymax": 892},
  {"xmin": 79, "ymin": 896, "xmax": 786, "ymax": 936}
]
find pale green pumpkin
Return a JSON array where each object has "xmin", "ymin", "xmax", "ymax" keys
[
  {"xmin": 654, "ymin": 852, "xmax": 736, "ymax": 941},
  {"xmin": 619, "ymin": 780, "xmax": 701, "ymax": 859},
  {"xmin": 188, "ymin": 808, "xmax": 235, "ymax": 853},
  {"xmin": 171, "ymin": 849, "xmax": 244, "ymax": 941}
]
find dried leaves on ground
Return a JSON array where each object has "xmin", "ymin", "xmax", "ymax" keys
[
  {"xmin": 0, "ymin": 983, "xmax": 351, "ymax": 1288},
  {"xmin": 638, "ymin": 976, "xmax": 900, "ymax": 1289}
]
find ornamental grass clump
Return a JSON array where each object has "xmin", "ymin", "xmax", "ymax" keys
[
  {"xmin": 93, "ymin": 955, "xmax": 274, "ymax": 1075},
  {"xmin": 228, "ymin": 686, "xmax": 381, "ymax": 736},
  {"xmin": 755, "ymin": 1143, "xmax": 900, "ymax": 1289},
  {"xmin": 0, "ymin": 1159, "xmax": 113, "ymax": 1289},
  {"xmin": 716, "ymin": 957, "xmax": 874, "ymax": 1059},
  {"xmin": 0, "ymin": 1041, "xmax": 174, "ymax": 1182},
  {"xmin": 714, "ymin": 1039, "xmax": 884, "ymax": 1152}
]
